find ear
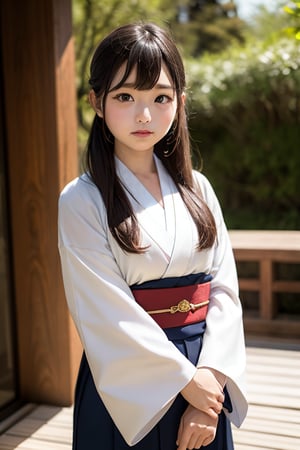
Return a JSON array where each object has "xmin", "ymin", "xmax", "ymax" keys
[
  {"xmin": 89, "ymin": 90, "xmax": 103, "ymax": 118},
  {"xmin": 180, "ymin": 92, "xmax": 186, "ymax": 106}
]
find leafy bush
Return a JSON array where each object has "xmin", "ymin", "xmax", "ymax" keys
[
  {"xmin": 284, "ymin": 0, "xmax": 300, "ymax": 40},
  {"xmin": 186, "ymin": 37, "xmax": 300, "ymax": 229}
]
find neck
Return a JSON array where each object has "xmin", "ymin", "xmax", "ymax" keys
[{"xmin": 115, "ymin": 149, "xmax": 157, "ymax": 176}]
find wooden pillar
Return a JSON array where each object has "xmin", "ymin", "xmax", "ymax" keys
[
  {"xmin": 1, "ymin": 0, "xmax": 81, "ymax": 405},
  {"xmin": 260, "ymin": 259, "xmax": 274, "ymax": 320}
]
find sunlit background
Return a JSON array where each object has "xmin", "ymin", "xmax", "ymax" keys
[
  {"xmin": 234, "ymin": 0, "xmax": 276, "ymax": 19},
  {"xmin": 73, "ymin": 0, "xmax": 300, "ymax": 231}
]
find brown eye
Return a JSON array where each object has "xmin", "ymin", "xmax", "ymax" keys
[
  {"xmin": 155, "ymin": 95, "xmax": 172, "ymax": 104},
  {"xmin": 114, "ymin": 93, "xmax": 133, "ymax": 102}
]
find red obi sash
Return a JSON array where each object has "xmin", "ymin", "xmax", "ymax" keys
[{"xmin": 131, "ymin": 281, "xmax": 210, "ymax": 329}]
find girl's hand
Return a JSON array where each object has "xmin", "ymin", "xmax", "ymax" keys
[
  {"xmin": 176, "ymin": 404, "xmax": 218, "ymax": 450},
  {"xmin": 180, "ymin": 368, "xmax": 224, "ymax": 419}
]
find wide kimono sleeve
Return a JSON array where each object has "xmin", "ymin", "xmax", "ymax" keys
[
  {"xmin": 194, "ymin": 172, "xmax": 248, "ymax": 428},
  {"xmin": 58, "ymin": 176, "xmax": 197, "ymax": 446}
]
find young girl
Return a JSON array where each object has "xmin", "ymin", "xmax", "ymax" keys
[{"xmin": 58, "ymin": 22, "xmax": 247, "ymax": 450}]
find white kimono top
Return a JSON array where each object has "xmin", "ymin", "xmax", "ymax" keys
[{"xmin": 58, "ymin": 155, "xmax": 248, "ymax": 446}]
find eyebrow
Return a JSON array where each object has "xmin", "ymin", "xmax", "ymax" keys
[{"xmin": 111, "ymin": 82, "xmax": 174, "ymax": 91}]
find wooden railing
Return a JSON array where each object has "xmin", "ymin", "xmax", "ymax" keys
[{"xmin": 229, "ymin": 230, "xmax": 300, "ymax": 338}]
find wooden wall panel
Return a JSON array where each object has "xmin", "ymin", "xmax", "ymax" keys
[{"xmin": 0, "ymin": 0, "xmax": 81, "ymax": 405}]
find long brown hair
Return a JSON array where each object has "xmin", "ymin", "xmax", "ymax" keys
[{"xmin": 86, "ymin": 22, "xmax": 216, "ymax": 253}]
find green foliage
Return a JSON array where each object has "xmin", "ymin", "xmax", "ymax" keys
[
  {"xmin": 284, "ymin": 0, "xmax": 300, "ymax": 39},
  {"xmin": 72, "ymin": 1, "xmax": 300, "ymax": 230},
  {"xmin": 170, "ymin": 1, "xmax": 246, "ymax": 57},
  {"xmin": 186, "ymin": 37, "xmax": 300, "ymax": 229},
  {"xmin": 242, "ymin": 2, "xmax": 289, "ymax": 41}
]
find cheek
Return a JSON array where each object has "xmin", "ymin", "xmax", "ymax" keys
[
  {"xmin": 105, "ymin": 107, "xmax": 126, "ymax": 131},
  {"xmin": 163, "ymin": 106, "xmax": 177, "ymax": 127}
]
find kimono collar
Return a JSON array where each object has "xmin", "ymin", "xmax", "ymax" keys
[
  {"xmin": 114, "ymin": 155, "xmax": 196, "ymax": 269},
  {"xmin": 114, "ymin": 155, "xmax": 175, "ymax": 248}
]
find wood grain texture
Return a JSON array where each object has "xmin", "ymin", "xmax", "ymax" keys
[
  {"xmin": 1, "ymin": 0, "xmax": 81, "ymax": 405},
  {"xmin": 0, "ymin": 345, "xmax": 299, "ymax": 449},
  {"xmin": 229, "ymin": 231, "xmax": 300, "ymax": 338}
]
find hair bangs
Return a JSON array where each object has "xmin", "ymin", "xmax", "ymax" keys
[{"xmin": 112, "ymin": 39, "xmax": 163, "ymax": 91}]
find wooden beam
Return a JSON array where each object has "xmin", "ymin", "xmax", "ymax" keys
[
  {"xmin": 229, "ymin": 231, "xmax": 300, "ymax": 337},
  {"xmin": 244, "ymin": 318, "xmax": 300, "ymax": 339},
  {"xmin": 260, "ymin": 259, "xmax": 275, "ymax": 320},
  {"xmin": 1, "ymin": 0, "xmax": 81, "ymax": 405}
]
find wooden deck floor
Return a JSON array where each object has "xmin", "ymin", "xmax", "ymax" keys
[
  {"xmin": 0, "ymin": 342, "xmax": 299, "ymax": 450},
  {"xmin": 232, "ymin": 341, "xmax": 300, "ymax": 450}
]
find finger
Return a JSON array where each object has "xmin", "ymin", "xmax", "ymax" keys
[
  {"xmin": 177, "ymin": 436, "xmax": 189, "ymax": 450},
  {"xmin": 210, "ymin": 397, "xmax": 223, "ymax": 415},
  {"xmin": 176, "ymin": 420, "xmax": 183, "ymax": 447},
  {"xmin": 176, "ymin": 429, "xmax": 192, "ymax": 450},
  {"xmin": 186, "ymin": 434, "xmax": 200, "ymax": 450},
  {"xmin": 195, "ymin": 436, "xmax": 205, "ymax": 449},
  {"xmin": 202, "ymin": 429, "xmax": 216, "ymax": 447},
  {"xmin": 202, "ymin": 434, "xmax": 215, "ymax": 447},
  {"xmin": 178, "ymin": 437, "xmax": 200, "ymax": 450},
  {"xmin": 218, "ymin": 391, "xmax": 225, "ymax": 403},
  {"xmin": 206, "ymin": 408, "xmax": 219, "ymax": 420},
  {"xmin": 214, "ymin": 401, "xmax": 223, "ymax": 415}
]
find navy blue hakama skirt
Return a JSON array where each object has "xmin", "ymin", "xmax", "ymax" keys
[{"xmin": 73, "ymin": 274, "xmax": 234, "ymax": 449}]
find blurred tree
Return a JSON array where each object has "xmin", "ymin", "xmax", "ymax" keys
[
  {"xmin": 240, "ymin": 1, "xmax": 294, "ymax": 43},
  {"xmin": 284, "ymin": 0, "xmax": 300, "ymax": 39},
  {"xmin": 171, "ymin": 0, "xmax": 245, "ymax": 56},
  {"xmin": 185, "ymin": 30, "xmax": 300, "ymax": 230}
]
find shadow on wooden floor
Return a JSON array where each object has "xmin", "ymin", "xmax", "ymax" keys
[{"xmin": 0, "ymin": 340, "xmax": 299, "ymax": 450}]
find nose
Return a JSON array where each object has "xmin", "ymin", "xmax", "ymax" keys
[{"xmin": 136, "ymin": 105, "xmax": 151, "ymax": 124}]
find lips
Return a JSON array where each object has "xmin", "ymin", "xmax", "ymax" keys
[{"xmin": 131, "ymin": 130, "xmax": 153, "ymax": 137}]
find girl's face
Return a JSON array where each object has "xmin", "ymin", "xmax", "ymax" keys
[{"xmin": 100, "ymin": 63, "xmax": 180, "ymax": 159}]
